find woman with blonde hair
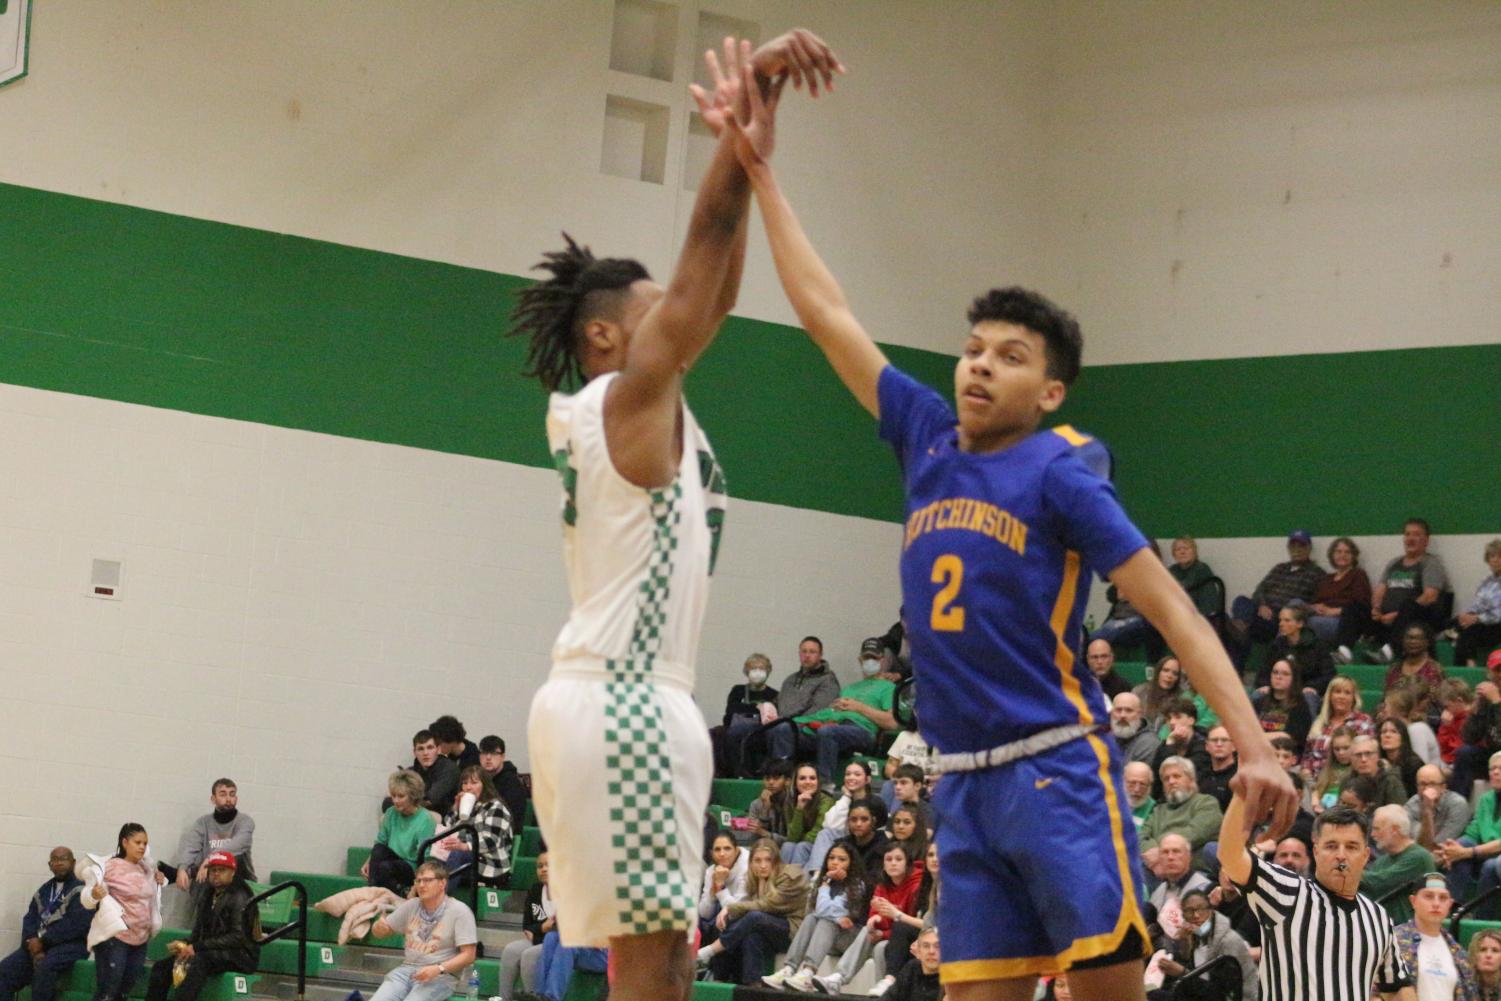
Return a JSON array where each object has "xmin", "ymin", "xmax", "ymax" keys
[
  {"xmin": 696, "ymin": 838, "xmax": 808, "ymax": 985},
  {"xmin": 1303, "ymin": 676, "xmax": 1374, "ymax": 779},
  {"xmin": 360, "ymin": 770, "xmax": 436, "ymax": 895},
  {"xmin": 1469, "ymin": 926, "xmax": 1501, "ymax": 1001}
]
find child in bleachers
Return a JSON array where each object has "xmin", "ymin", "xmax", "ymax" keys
[
  {"xmin": 830, "ymin": 840, "xmax": 939, "ymax": 997},
  {"xmin": 760, "ymin": 842, "xmax": 867, "ymax": 991},
  {"xmin": 782, "ymin": 764, "xmax": 836, "ymax": 866},
  {"xmin": 696, "ymin": 832, "xmax": 748, "ymax": 947},
  {"xmin": 845, "ymin": 800, "xmax": 891, "ymax": 878},
  {"xmin": 698, "ymin": 839, "xmax": 810, "ymax": 985},
  {"xmin": 1437, "ymin": 678, "xmax": 1472, "ymax": 767},
  {"xmin": 888, "ymin": 763, "xmax": 934, "ymax": 833},
  {"xmin": 804, "ymin": 760, "xmax": 875, "ymax": 876},
  {"xmin": 745, "ymin": 759, "xmax": 793, "ymax": 848},
  {"xmin": 1310, "ymin": 725, "xmax": 1356, "ymax": 812},
  {"xmin": 886, "ymin": 806, "xmax": 929, "ymax": 868},
  {"xmin": 497, "ymin": 850, "xmax": 551, "ymax": 1001}
]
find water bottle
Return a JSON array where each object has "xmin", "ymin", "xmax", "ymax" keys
[
  {"xmin": 466, "ymin": 968, "xmax": 479, "ymax": 999},
  {"xmin": 1084, "ymin": 614, "xmax": 1096, "ymax": 634}
]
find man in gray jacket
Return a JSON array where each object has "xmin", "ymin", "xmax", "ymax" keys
[
  {"xmin": 174, "ymin": 779, "xmax": 256, "ymax": 891},
  {"xmin": 1408, "ymin": 763, "xmax": 1472, "ymax": 850},
  {"xmin": 776, "ymin": 636, "xmax": 841, "ymax": 720}
]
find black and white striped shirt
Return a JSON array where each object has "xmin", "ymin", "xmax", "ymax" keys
[{"xmin": 1242, "ymin": 853, "xmax": 1411, "ymax": 1001}]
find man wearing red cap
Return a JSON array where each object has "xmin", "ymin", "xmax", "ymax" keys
[{"xmin": 144, "ymin": 853, "xmax": 258, "ymax": 1001}]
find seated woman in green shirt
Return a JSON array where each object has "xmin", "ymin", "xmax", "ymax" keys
[{"xmin": 361, "ymin": 770, "xmax": 438, "ymax": 895}]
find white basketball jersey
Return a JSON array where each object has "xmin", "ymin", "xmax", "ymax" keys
[{"xmin": 545, "ymin": 372, "xmax": 726, "ymax": 687}]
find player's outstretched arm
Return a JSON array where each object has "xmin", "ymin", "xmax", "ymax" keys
[
  {"xmin": 1110, "ymin": 550, "xmax": 1298, "ymax": 841},
  {"xmin": 730, "ymin": 72, "xmax": 887, "ymax": 418},
  {"xmin": 608, "ymin": 36, "xmax": 839, "ymax": 488}
]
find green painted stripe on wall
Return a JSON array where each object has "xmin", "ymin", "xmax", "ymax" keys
[{"xmin": 1, "ymin": 182, "xmax": 1495, "ymax": 535}]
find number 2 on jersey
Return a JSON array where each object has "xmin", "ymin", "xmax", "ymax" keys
[{"xmin": 930, "ymin": 554, "xmax": 966, "ymax": 631}]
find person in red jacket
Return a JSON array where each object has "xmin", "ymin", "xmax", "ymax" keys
[{"xmin": 867, "ymin": 844, "xmax": 923, "ymax": 943}]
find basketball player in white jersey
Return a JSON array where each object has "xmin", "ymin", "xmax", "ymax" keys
[{"xmin": 507, "ymin": 33, "xmax": 842, "ymax": 1001}]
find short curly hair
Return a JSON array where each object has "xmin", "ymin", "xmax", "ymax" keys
[{"xmin": 967, "ymin": 287, "xmax": 1083, "ymax": 385}]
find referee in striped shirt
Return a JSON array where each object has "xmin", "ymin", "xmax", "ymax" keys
[{"xmin": 1220, "ymin": 790, "xmax": 1415, "ymax": 1000}]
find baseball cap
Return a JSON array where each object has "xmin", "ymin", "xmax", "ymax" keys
[
  {"xmin": 1488, "ymin": 649, "xmax": 1501, "ymax": 671},
  {"xmin": 204, "ymin": 851, "xmax": 237, "ymax": 871},
  {"xmin": 860, "ymin": 637, "xmax": 886, "ymax": 657},
  {"xmin": 1287, "ymin": 530, "xmax": 1312, "ymax": 545}
]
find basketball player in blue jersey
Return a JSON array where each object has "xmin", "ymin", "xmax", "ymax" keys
[{"xmin": 719, "ymin": 72, "xmax": 1298, "ymax": 1001}]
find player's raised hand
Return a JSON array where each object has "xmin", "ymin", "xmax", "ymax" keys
[
  {"xmin": 688, "ymin": 36, "xmax": 744, "ymax": 138},
  {"xmin": 724, "ymin": 53, "xmax": 788, "ymax": 169},
  {"xmin": 1230, "ymin": 753, "xmax": 1299, "ymax": 843},
  {"xmin": 749, "ymin": 28, "xmax": 844, "ymax": 97}
]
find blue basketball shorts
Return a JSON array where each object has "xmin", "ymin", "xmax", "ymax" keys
[{"xmin": 934, "ymin": 733, "xmax": 1150, "ymax": 983}]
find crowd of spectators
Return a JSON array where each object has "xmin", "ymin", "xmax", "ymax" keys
[
  {"xmin": 2, "ymin": 712, "xmax": 533, "ymax": 1001},
  {"xmin": 10, "ymin": 521, "xmax": 1499, "ymax": 1001}
]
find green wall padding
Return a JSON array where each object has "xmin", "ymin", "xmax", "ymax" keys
[{"xmin": 1, "ymin": 182, "xmax": 1495, "ymax": 535}]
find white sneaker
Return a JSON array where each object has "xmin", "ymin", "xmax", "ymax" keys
[
  {"xmin": 785, "ymin": 968, "xmax": 818, "ymax": 992},
  {"xmin": 1378, "ymin": 643, "xmax": 1394, "ymax": 663},
  {"xmin": 812, "ymin": 972, "xmax": 845, "ymax": 994},
  {"xmin": 762, "ymin": 965, "xmax": 796, "ymax": 989},
  {"xmin": 1334, "ymin": 645, "xmax": 1353, "ymax": 664},
  {"xmin": 867, "ymin": 977, "xmax": 895, "ymax": 996}
]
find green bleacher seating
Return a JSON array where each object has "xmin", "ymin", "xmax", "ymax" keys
[
  {"xmin": 710, "ymin": 778, "xmax": 761, "ymax": 812},
  {"xmin": 517, "ymin": 825, "xmax": 544, "ymax": 857},
  {"xmin": 512, "ymin": 856, "xmax": 537, "ymax": 890},
  {"xmin": 1116, "ymin": 661, "xmax": 1148, "ymax": 686},
  {"xmin": 1458, "ymin": 918, "xmax": 1501, "ymax": 948},
  {"xmin": 45, "ymin": 957, "xmax": 257, "ymax": 1001},
  {"xmin": 345, "ymin": 846, "xmax": 371, "ymax": 877},
  {"xmin": 245, "ymin": 882, "xmax": 292, "ymax": 928}
]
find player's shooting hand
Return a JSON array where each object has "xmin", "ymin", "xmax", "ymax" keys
[
  {"xmin": 725, "ymin": 54, "xmax": 788, "ymax": 170},
  {"xmin": 749, "ymin": 29, "xmax": 844, "ymax": 97},
  {"xmin": 1232, "ymin": 754, "xmax": 1298, "ymax": 842},
  {"xmin": 688, "ymin": 37, "xmax": 744, "ymax": 138}
]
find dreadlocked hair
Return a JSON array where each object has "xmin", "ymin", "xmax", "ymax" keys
[{"xmin": 508, "ymin": 233, "xmax": 652, "ymax": 392}]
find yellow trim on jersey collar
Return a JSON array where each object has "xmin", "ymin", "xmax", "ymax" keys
[{"xmin": 1051, "ymin": 424, "xmax": 1093, "ymax": 447}]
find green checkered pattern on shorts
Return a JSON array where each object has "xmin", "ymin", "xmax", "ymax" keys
[{"xmin": 603, "ymin": 481, "xmax": 695, "ymax": 935}]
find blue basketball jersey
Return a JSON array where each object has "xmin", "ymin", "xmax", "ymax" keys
[{"xmin": 878, "ymin": 365, "xmax": 1149, "ymax": 754}]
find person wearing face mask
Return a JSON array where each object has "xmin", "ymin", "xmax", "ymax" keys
[
  {"xmin": 1148, "ymin": 889, "xmax": 1258, "ymax": 1001},
  {"xmin": 714, "ymin": 654, "xmax": 781, "ymax": 777},
  {"xmin": 171, "ymin": 779, "xmax": 255, "ymax": 891},
  {"xmin": 765, "ymin": 638, "xmax": 899, "ymax": 792}
]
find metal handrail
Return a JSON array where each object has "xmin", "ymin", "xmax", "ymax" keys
[
  {"xmin": 736, "ymin": 717, "xmax": 800, "ymax": 778},
  {"xmin": 1450, "ymin": 881, "xmax": 1501, "ymax": 938},
  {"xmin": 1376, "ymin": 879, "xmax": 1421, "ymax": 906},
  {"xmin": 418, "ymin": 820, "xmax": 481, "ymax": 948},
  {"xmin": 1168, "ymin": 952, "xmax": 1242, "ymax": 1000},
  {"xmin": 246, "ymin": 880, "xmax": 307, "ymax": 1001}
]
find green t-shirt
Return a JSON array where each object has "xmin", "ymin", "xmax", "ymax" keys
[
  {"xmin": 1359, "ymin": 842, "xmax": 1435, "ymax": 925},
  {"xmin": 378, "ymin": 807, "xmax": 437, "ymax": 863},
  {"xmin": 797, "ymin": 677, "xmax": 895, "ymax": 739}
]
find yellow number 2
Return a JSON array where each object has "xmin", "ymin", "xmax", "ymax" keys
[{"xmin": 930, "ymin": 554, "xmax": 966, "ymax": 632}]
